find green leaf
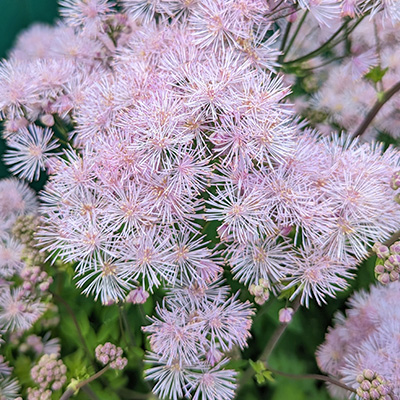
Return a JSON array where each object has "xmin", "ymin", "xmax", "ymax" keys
[
  {"xmin": 262, "ymin": 370, "xmax": 275, "ymax": 383},
  {"xmin": 277, "ymin": 284, "xmax": 298, "ymax": 300},
  {"xmin": 249, "ymin": 360, "xmax": 266, "ymax": 374},
  {"xmin": 365, "ymin": 66, "xmax": 389, "ymax": 83},
  {"xmin": 255, "ymin": 373, "xmax": 267, "ymax": 385}
]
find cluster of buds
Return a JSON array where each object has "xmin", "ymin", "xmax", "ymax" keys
[
  {"xmin": 390, "ymin": 171, "xmax": 400, "ymax": 190},
  {"xmin": 95, "ymin": 342, "xmax": 127, "ymax": 370},
  {"xmin": 390, "ymin": 171, "xmax": 400, "ymax": 204},
  {"xmin": 29, "ymin": 354, "xmax": 67, "ymax": 399},
  {"xmin": 27, "ymin": 387, "xmax": 52, "ymax": 400},
  {"xmin": 20, "ymin": 266, "xmax": 53, "ymax": 294},
  {"xmin": 12, "ymin": 214, "xmax": 45, "ymax": 266},
  {"xmin": 125, "ymin": 287, "xmax": 149, "ymax": 304},
  {"xmin": 373, "ymin": 242, "xmax": 400, "ymax": 284},
  {"xmin": 356, "ymin": 369, "xmax": 398, "ymax": 400},
  {"xmin": 249, "ymin": 279, "xmax": 270, "ymax": 305}
]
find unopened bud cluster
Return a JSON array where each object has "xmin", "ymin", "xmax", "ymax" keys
[
  {"xmin": 12, "ymin": 214, "xmax": 45, "ymax": 266},
  {"xmin": 95, "ymin": 342, "xmax": 127, "ymax": 370},
  {"xmin": 373, "ymin": 242, "xmax": 400, "ymax": 284},
  {"xmin": 390, "ymin": 171, "xmax": 400, "ymax": 191},
  {"xmin": 390, "ymin": 171, "xmax": 400, "ymax": 204},
  {"xmin": 356, "ymin": 369, "xmax": 398, "ymax": 400},
  {"xmin": 20, "ymin": 266, "xmax": 53, "ymax": 294},
  {"xmin": 28, "ymin": 354, "xmax": 67, "ymax": 399},
  {"xmin": 249, "ymin": 279, "xmax": 270, "ymax": 305}
]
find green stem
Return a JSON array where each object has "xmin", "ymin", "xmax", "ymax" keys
[
  {"xmin": 283, "ymin": 18, "xmax": 353, "ymax": 65},
  {"xmin": 120, "ymin": 305, "xmax": 136, "ymax": 347},
  {"xmin": 266, "ymin": 367, "xmax": 357, "ymax": 393},
  {"xmin": 300, "ymin": 56, "xmax": 345, "ymax": 72},
  {"xmin": 279, "ymin": 21, "xmax": 293, "ymax": 56},
  {"xmin": 283, "ymin": 11, "xmax": 308, "ymax": 61},
  {"xmin": 373, "ymin": 20, "xmax": 384, "ymax": 92},
  {"xmin": 352, "ymin": 80, "xmax": 400, "ymax": 138},
  {"xmin": 53, "ymin": 114, "xmax": 70, "ymax": 143},
  {"xmin": 81, "ymin": 385, "xmax": 101, "ymax": 400},
  {"xmin": 51, "ymin": 291, "xmax": 94, "ymax": 365},
  {"xmin": 60, "ymin": 365, "xmax": 110, "ymax": 400},
  {"xmin": 259, "ymin": 295, "xmax": 302, "ymax": 362},
  {"xmin": 239, "ymin": 296, "xmax": 301, "ymax": 387}
]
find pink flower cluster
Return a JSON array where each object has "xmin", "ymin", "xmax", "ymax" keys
[
  {"xmin": 25, "ymin": 0, "xmax": 398, "ymax": 312},
  {"xmin": 0, "ymin": 179, "xmax": 51, "ymax": 334},
  {"xmin": 1, "ymin": 1, "xmax": 399, "ymax": 399},
  {"xmin": 144, "ymin": 283, "xmax": 253, "ymax": 400},
  {"xmin": 317, "ymin": 282, "xmax": 400, "ymax": 399}
]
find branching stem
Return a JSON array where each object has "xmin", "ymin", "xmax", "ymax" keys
[
  {"xmin": 60, "ymin": 365, "xmax": 110, "ymax": 400},
  {"xmin": 352, "ymin": 81, "xmax": 400, "ymax": 138}
]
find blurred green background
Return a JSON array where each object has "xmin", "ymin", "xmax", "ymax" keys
[
  {"xmin": 0, "ymin": 0, "xmax": 58, "ymax": 59},
  {"xmin": 0, "ymin": 0, "xmax": 59, "ymax": 181}
]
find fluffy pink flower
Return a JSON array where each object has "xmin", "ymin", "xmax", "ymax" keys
[{"xmin": 4, "ymin": 124, "xmax": 60, "ymax": 182}]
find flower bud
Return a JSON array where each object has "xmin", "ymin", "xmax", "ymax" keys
[
  {"xmin": 258, "ymin": 278, "xmax": 269, "ymax": 289},
  {"xmin": 361, "ymin": 380, "xmax": 371, "ymax": 391},
  {"xmin": 369, "ymin": 388, "xmax": 380, "ymax": 399},
  {"xmin": 378, "ymin": 273, "xmax": 390, "ymax": 284},
  {"xmin": 252, "ymin": 285, "xmax": 264, "ymax": 297},
  {"xmin": 373, "ymin": 243, "xmax": 390, "ymax": 259},
  {"xmin": 279, "ymin": 307, "xmax": 294, "ymax": 323},
  {"xmin": 390, "ymin": 270, "xmax": 399, "ymax": 282},
  {"xmin": 390, "ymin": 242, "xmax": 400, "ymax": 254},
  {"xmin": 40, "ymin": 114, "xmax": 55, "ymax": 127},
  {"xmin": 126, "ymin": 287, "xmax": 149, "ymax": 304},
  {"xmin": 384, "ymin": 260, "xmax": 394, "ymax": 272},
  {"xmin": 375, "ymin": 264, "xmax": 385, "ymax": 274},
  {"xmin": 363, "ymin": 369, "xmax": 375, "ymax": 381},
  {"xmin": 388, "ymin": 254, "xmax": 400, "ymax": 267},
  {"xmin": 390, "ymin": 171, "xmax": 400, "ymax": 190}
]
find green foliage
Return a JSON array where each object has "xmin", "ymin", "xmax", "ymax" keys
[
  {"xmin": 365, "ymin": 66, "xmax": 389, "ymax": 84},
  {"xmin": 249, "ymin": 360, "xmax": 275, "ymax": 385}
]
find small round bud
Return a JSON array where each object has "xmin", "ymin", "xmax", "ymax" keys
[
  {"xmin": 254, "ymin": 295, "xmax": 266, "ymax": 305},
  {"xmin": 363, "ymin": 369, "xmax": 375, "ymax": 381},
  {"xmin": 390, "ymin": 171, "xmax": 400, "ymax": 190},
  {"xmin": 390, "ymin": 242, "xmax": 400, "ymax": 254},
  {"xmin": 252, "ymin": 285, "xmax": 264, "ymax": 297},
  {"xmin": 375, "ymin": 264, "xmax": 385, "ymax": 274},
  {"xmin": 279, "ymin": 307, "xmax": 294, "ymax": 323},
  {"xmin": 369, "ymin": 388, "xmax": 380, "ymax": 399},
  {"xmin": 360, "ymin": 380, "xmax": 371, "ymax": 391},
  {"xmin": 126, "ymin": 287, "xmax": 149, "ymax": 304},
  {"xmin": 378, "ymin": 273, "xmax": 390, "ymax": 284},
  {"xmin": 390, "ymin": 270, "xmax": 399, "ymax": 282},
  {"xmin": 40, "ymin": 114, "xmax": 55, "ymax": 127},
  {"xmin": 258, "ymin": 278, "xmax": 269, "ymax": 289},
  {"xmin": 357, "ymin": 374, "xmax": 365, "ymax": 383},
  {"xmin": 384, "ymin": 260, "xmax": 394, "ymax": 272},
  {"xmin": 373, "ymin": 243, "xmax": 390, "ymax": 259}
]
